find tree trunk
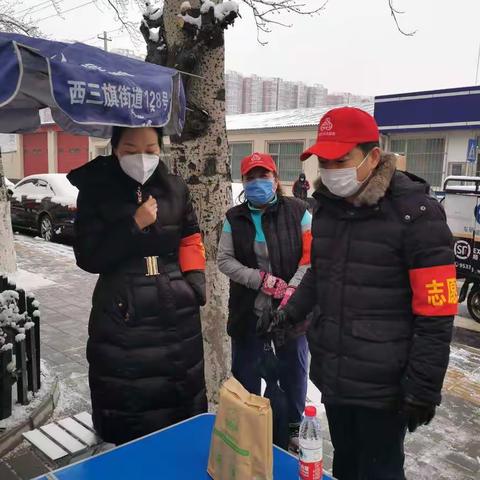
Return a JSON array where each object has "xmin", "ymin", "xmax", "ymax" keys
[
  {"xmin": 163, "ymin": 0, "xmax": 231, "ymax": 405},
  {"xmin": 0, "ymin": 159, "xmax": 16, "ymax": 274}
]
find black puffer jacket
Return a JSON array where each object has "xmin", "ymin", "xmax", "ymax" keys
[
  {"xmin": 286, "ymin": 155, "xmax": 456, "ymax": 409},
  {"xmin": 68, "ymin": 156, "xmax": 207, "ymax": 444}
]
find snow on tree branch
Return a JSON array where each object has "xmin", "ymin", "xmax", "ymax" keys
[{"xmin": 145, "ymin": 0, "xmax": 164, "ymax": 20}]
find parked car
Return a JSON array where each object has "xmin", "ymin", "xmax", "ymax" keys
[
  {"xmin": 10, "ymin": 174, "xmax": 78, "ymax": 241},
  {"xmin": 4, "ymin": 177, "xmax": 14, "ymax": 193}
]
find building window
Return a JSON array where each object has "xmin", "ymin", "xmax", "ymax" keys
[
  {"xmin": 267, "ymin": 141, "xmax": 304, "ymax": 182},
  {"xmin": 229, "ymin": 142, "xmax": 253, "ymax": 181},
  {"xmin": 448, "ymin": 162, "xmax": 466, "ymax": 177},
  {"xmin": 390, "ymin": 137, "xmax": 445, "ymax": 188}
]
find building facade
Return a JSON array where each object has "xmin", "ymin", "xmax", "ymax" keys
[
  {"xmin": 225, "ymin": 71, "xmax": 367, "ymax": 115},
  {"xmin": 225, "ymin": 70, "xmax": 244, "ymax": 115},
  {"xmin": 375, "ymin": 85, "xmax": 480, "ymax": 189},
  {"xmin": 12, "ymin": 83, "xmax": 479, "ymax": 198},
  {"xmin": 225, "ymin": 104, "xmax": 377, "ymax": 191},
  {"xmin": 2, "ymin": 121, "xmax": 109, "ymax": 182}
]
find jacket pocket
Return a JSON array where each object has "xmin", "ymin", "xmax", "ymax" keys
[
  {"xmin": 96, "ymin": 276, "xmax": 134, "ymax": 325},
  {"xmin": 351, "ymin": 319, "xmax": 412, "ymax": 342}
]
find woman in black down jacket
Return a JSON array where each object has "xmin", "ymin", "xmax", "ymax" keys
[{"xmin": 68, "ymin": 126, "xmax": 208, "ymax": 445}]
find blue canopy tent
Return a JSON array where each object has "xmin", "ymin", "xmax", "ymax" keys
[{"xmin": 0, "ymin": 33, "xmax": 185, "ymax": 138}]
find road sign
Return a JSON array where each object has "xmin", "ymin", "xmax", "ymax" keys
[{"xmin": 467, "ymin": 138, "xmax": 477, "ymax": 163}]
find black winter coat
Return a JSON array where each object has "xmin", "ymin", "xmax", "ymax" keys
[
  {"xmin": 286, "ymin": 156, "xmax": 456, "ymax": 410},
  {"xmin": 68, "ymin": 156, "xmax": 207, "ymax": 444}
]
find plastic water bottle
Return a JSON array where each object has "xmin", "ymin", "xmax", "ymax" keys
[{"xmin": 299, "ymin": 405, "xmax": 323, "ymax": 480}]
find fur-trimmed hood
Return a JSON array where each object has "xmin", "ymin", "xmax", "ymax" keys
[{"xmin": 313, "ymin": 153, "xmax": 399, "ymax": 207}]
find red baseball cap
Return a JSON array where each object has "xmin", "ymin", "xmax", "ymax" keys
[
  {"xmin": 241, "ymin": 152, "xmax": 277, "ymax": 176},
  {"xmin": 301, "ymin": 107, "xmax": 379, "ymax": 161}
]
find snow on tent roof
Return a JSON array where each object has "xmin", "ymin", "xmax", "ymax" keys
[{"xmin": 226, "ymin": 102, "xmax": 374, "ymax": 131}]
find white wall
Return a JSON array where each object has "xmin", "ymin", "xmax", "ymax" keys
[{"xmin": 0, "ymin": 135, "xmax": 21, "ymax": 180}]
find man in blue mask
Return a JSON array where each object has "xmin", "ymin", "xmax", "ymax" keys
[
  {"xmin": 217, "ymin": 152, "xmax": 313, "ymax": 452},
  {"xmin": 281, "ymin": 107, "xmax": 457, "ymax": 479}
]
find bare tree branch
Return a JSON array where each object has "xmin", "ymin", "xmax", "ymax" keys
[
  {"xmin": 0, "ymin": 1, "xmax": 41, "ymax": 36},
  {"xmin": 388, "ymin": 0, "xmax": 416, "ymax": 36},
  {"xmin": 241, "ymin": 0, "xmax": 328, "ymax": 45}
]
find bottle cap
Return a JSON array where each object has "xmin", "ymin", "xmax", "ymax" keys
[{"xmin": 305, "ymin": 406, "xmax": 317, "ymax": 417}]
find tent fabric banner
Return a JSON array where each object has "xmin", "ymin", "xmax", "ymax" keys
[{"xmin": 0, "ymin": 33, "xmax": 186, "ymax": 138}]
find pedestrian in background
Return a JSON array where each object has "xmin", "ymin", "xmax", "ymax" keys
[{"xmin": 293, "ymin": 173, "xmax": 310, "ymax": 201}]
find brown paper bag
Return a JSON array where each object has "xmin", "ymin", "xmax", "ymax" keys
[{"xmin": 207, "ymin": 377, "xmax": 273, "ymax": 480}]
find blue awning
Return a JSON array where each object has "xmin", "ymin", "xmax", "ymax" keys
[
  {"xmin": 0, "ymin": 33, "xmax": 186, "ymax": 138},
  {"xmin": 374, "ymin": 86, "xmax": 480, "ymax": 134}
]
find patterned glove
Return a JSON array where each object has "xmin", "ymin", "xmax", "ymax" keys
[
  {"xmin": 279, "ymin": 286, "xmax": 296, "ymax": 309},
  {"xmin": 260, "ymin": 272, "xmax": 288, "ymax": 300}
]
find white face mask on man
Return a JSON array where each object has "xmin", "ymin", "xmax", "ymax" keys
[
  {"xmin": 319, "ymin": 151, "xmax": 372, "ymax": 198},
  {"xmin": 119, "ymin": 153, "xmax": 160, "ymax": 185}
]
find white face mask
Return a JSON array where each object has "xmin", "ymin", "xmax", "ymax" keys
[
  {"xmin": 119, "ymin": 153, "xmax": 159, "ymax": 185},
  {"xmin": 319, "ymin": 152, "xmax": 372, "ymax": 198}
]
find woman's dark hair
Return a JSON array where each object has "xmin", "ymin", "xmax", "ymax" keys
[
  {"xmin": 111, "ymin": 126, "xmax": 163, "ymax": 150},
  {"xmin": 358, "ymin": 141, "xmax": 380, "ymax": 156}
]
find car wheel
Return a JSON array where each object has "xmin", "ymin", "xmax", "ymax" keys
[
  {"xmin": 467, "ymin": 288, "xmax": 480, "ymax": 323},
  {"xmin": 39, "ymin": 214, "xmax": 54, "ymax": 242}
]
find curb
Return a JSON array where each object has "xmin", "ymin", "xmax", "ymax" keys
[{"xmin": 0, "ymin": 377, "xmax": 60, "ymax": 457}]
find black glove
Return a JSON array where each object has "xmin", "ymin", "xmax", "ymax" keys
[
  {"xmin": 402, "ymin": 396, "xmax": 436, "ymax": 433},
  {"xmin": 256, "ymin": 308, "xmax": 291, "ymax": 347},
  {"xmin": 183, "ymin": 271, "xmax": 207, "ymax": 306}
]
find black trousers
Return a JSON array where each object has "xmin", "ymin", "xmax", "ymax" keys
[{"xmin": 325, "ymin": 404, "xmax": 407, "ymax": 480}]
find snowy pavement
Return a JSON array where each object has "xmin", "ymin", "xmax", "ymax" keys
[{"xmin": 1, "ymin": 233, "xmax": 479, "ymax": 479}]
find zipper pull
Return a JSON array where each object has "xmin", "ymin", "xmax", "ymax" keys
[{"xmin": 136, "ymin": 186, "xmax": 142, "ymax": 205}]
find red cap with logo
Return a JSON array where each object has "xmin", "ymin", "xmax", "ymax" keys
[
  {"xmin": 300, "ymin": 107, "xmax": 379, "ymax": 161},
  {"xmin": 241, "ymin": 152, "xmax": 278, "ymax": 176}
]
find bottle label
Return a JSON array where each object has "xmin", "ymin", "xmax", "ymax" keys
[{"xmin": 299, "ymin": 448, "xmax": 323, "ymax": 480}]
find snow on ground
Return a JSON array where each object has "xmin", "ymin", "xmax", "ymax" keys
[
  {"xmin": 14, "ymin": 234, "xmax": 75, "ymax": 261},
  {"xmin": 52, "ymin": 370, "xmax": 91, "ymax": 420},
  {"xmin": 0, "ymin": 360, "xmax": 55, "ymax": 430},
  {"xmin": 8, "ymin": 268, "xmax": 56, "ymax": 291}
]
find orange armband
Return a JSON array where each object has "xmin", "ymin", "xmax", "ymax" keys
[{"xmin": 179, "ymin": 233, "xmax": 206, "ymax": 272}]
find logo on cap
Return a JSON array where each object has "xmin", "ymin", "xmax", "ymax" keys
[
  {"xmin": 320, "ymin": 117, "xmax": 333, "ymax": 132},
  {"xmin": 251, "ymin": 153, "xmax": 262, "ymax": 162}
]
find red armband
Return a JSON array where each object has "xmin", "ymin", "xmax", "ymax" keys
[
  {"xmin": 299, "ymin": 230, "xmax": 312, "ymax": 266},
  {"xmin": 409, "ymin": 265, "xmax": 458, "ymax": 316},
  {"xmin": 179, "ymin": 233, "xmax": 206, "ymax": 272}
]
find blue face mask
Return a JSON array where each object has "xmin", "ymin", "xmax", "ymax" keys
[{"xmin": 244, "ymin": 179, "xmax": 276, "ymax": 206}]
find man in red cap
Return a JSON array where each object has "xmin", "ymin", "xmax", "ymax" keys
[{"xmin": 281, "ymin": 107, "xmax": 457, "ymax": 479}]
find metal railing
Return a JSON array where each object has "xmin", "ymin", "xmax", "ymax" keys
[{"xmin": 0, "ymin": 275, "xmax": 41, "ymax": 421}]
